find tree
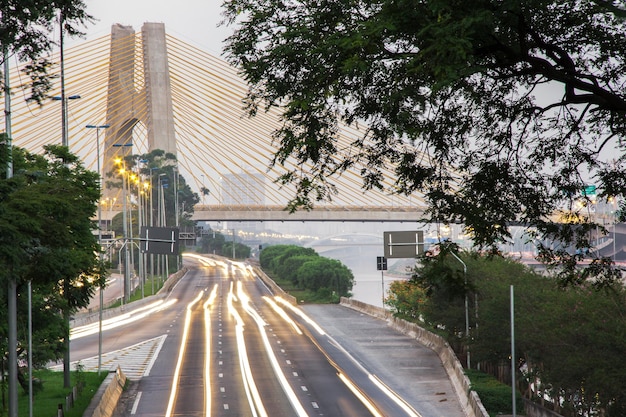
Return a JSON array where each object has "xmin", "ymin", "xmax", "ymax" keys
[
  {"xmin": 224, "ymin": 0, "xmax": 626, "ymax": 286},
  {"xmin": 106, "ymin": 149, "xmax": 199, "ymax": 231},
  {"xmin": 279, "ymin": 254, "xmax": 318, "ymax": 287},
  {"xmin": 259, "ymin": 244, "xmax": 294, "ymax": 269},
  {"xmin": 391, "ymin": 249, "xmax": 626, "ymax": 416},
  {"xmin": 199, "ymin": 229, "xmax": 225, "ymax": 255},
  {"xmin": 1, "ymin": 0, "xmax": 93, "ymax": 102},
  {"xmin": 0, "ymin": 145, "xmax": 105, "ymax": 393},
  {"xmin": 297, "ymin": 257, "xmax": 354, "ymax": 297},
  {"xmin": 222, "ymin": 241, "xmax": 251, "ymax": 259},
  {"xmin": 385, "ymin": 280, "xmax": 425, "ymax": 321}
]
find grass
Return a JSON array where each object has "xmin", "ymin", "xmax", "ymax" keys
[
  {"xmin": 465, "ymin": 369, "xmax": 524, "ymax": 417},
  {"xmin": 108, "ymin": 274, "xmax": 166, "ymax": 308},
  {"xmin": 8, "ymin": 368, "xmax": 107, "ymax": 417}
]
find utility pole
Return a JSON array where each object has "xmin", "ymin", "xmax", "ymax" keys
[{"xmin": 5, "ymin": 44, "xmax": 19, "ymax": 417}]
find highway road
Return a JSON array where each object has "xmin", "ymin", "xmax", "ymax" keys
[{"xmin": 69, "ymin": 253, "xmax": 428, "ymax": 417}]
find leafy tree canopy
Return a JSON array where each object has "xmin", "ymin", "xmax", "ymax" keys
[
  {"xmin": 0, "ymin": 144, "xmax": 106, "ymax": 367},
  {"xmin": 1, "ymin": 0, "xmax": 92, "ymax": 102},
  {"xmin": 224, "ymin": 0, "xmax": 626, "ymax": 285},
  {"xmin": 388, "ymin": 248, "xmax": 626, "ymax": 415},
  {"xmin": 106, "ymin": 149, "xmax": 200, "ymax": 231}
]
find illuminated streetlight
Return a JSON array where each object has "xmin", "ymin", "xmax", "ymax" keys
[{"xmin": 114, "ymin": 156, "xmax": 131, "ymax": 303}]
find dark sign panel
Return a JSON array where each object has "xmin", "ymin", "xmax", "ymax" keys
[
  {"xmin": 383, "ymin": 231, "xmax": 424, "ymax": 259},
  {"xmin": 140, "ymin": 226, "xmax": 179, "ymax": 254},
  {"xmin": 376, "ymin": 256, "xmax": 387, "ymax": 271}
]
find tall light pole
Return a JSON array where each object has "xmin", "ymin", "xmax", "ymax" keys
[
  {"xmin": 201, "ymin": 174, "xmax": 205, "ymax": 204},
  {"xmin": 52, "ymin": 94, "xmax": 81, "ymax": 147},
  {"xmin": 450, "ymin": 250, "xmax": 470, "ymax": 369},
  {"xmin": 232, "ymin": 228, "xmax": 236, "ymax": 259},
  {"xmin": 158, "ymin": 173, "xmax": 167, "ymax": 281},
  {"xmin": 86, "ymin": 124, "xmax": 109, "ymax": 374},
  {"xmin": 5, "ymin": 43, "xmax": 19, "ymax": 417},
  {"xmin": 113, "ymin": 143, "xmax": 132, "ymax": 303}
]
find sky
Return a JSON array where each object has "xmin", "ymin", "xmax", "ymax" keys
[{"xmin": 73, "ymin": 0, "xmax": 233, "ymax": 57}]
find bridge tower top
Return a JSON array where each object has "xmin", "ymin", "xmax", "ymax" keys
[{"xmin": 103, "ymin": 22, "xmax": 176, "ymax": 198}]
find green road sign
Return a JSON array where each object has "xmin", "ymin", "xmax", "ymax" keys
[{"xmin": 582, "ymin": 185, "xmax": 596, "ymax": 196}]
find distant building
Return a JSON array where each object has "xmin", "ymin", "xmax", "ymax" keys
[{"xmin": 221, "ymin": 173, "xmax": 266, "ymax": 233}]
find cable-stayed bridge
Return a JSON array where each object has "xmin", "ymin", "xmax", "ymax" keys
[{"xmin": 5, "ymin": 22, "xmax": 425, "ymax": 223}]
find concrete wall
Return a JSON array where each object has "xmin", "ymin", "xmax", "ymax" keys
[
  {"xmin": 340, "ymin": 297, "xmax": 490, "ymax": 417},
  {"xmin": 524, "ymin": 399, "xmax": 565, "ymax": 417},
  {"xmin": 88, "ymin": 367, "xmax": 127, "ymax": 417},
  {"xmin": 253, "ymin": 266, "xmax": 298, "ymax": 305}
]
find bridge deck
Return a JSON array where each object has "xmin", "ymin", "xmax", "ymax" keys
[{"xmin": 191, "ymin": 205, "xmax": 427, "ymax": 222}]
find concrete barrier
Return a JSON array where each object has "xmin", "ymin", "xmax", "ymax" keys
[
  {"xmin": 524, "ymin": 399, "xmax": 565, "ymax": 417},
  {"xmin": 340, "ymin": 297, "xmax": 489, "ymax": 417},
  {"xmin": 253, "ymin": 267, "xmax": 298, "ymax": 305},
  {"xmin": 87, "ymin": 366, "xmax": 127, "ymax": 417}
]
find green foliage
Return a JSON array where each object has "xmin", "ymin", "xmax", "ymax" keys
[
  {"xmin": 385, "ymin": 280, "xmax": 425, "ymax": 321},
  {"xmin": 199, "ymin": 229, "xmax": 225, "ymax": 255},
  {"xmin": 297, "ymin": 257, "xmax": 354, "ymax": 296},
  {"xmin": 223, "ymin": 0, "xmax": 626, "ymax": 286},
  {"xmin": 466, "ymin": 369, "xmax": 523, "ymax": 416},
  {"xmin": 0, "ymin": 145, "xmax": 105, "ymax": 368},
  {"xmin": 389, "ymin": 245, "xmax": 626, "ymax": 416},
  {"xmin": 0, "ymin": 0, "xmax": 92, "ymax": 103},
  {"xmin": 259, "ymin": 244, "xmax": 295, "ymax": 269},
  {"xmin": 14, "ymin": 369, "xmax": 107, "ymax": 417},
  {"xmin": 278, "ymin": 254, "xmax": 317, "ymax": 286},
  {"xmin": 222, "ymin": 241, "xmax": 251, "ymax": 259},
  {"xmin": 260, "ymin": 245, "xmax": 354, "ymax": 302},
  {"xmin": 271, "ymin": 246, "xmax": 318, "ymax": 275}
]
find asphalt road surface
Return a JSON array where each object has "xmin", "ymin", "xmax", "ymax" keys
[{"xmin": 68, "ymin": 254, "xmax": 467, "ymax": 417}]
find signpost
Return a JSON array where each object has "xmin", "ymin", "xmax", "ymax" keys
[
  {"xmin": 379, "ymin": 230, "xmax": 424, "ymax": 308},
  {"xmin": 377, "ymin": 256, "xmax": 387, "ymax": 307}
]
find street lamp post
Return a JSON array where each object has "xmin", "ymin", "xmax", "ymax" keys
[
  {"xmin": 450, "ymin": 250, "xmax": 470, "ymax": 369},
  {"xmin": 86, "ymin": 124, "xmax": 109, "ymax": 375},
  {"xmin": 113, "ymin": 144, "xmax": 132, "ymax": 303},
  {"xmin": 232, "ymin": 228, "xmax": 236, "ymax": 259},
  {"xmin": 52, "ymin": 94, "xmax": 81, "ymax": 147}
]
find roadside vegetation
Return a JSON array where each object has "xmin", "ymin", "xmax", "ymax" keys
[
  {"xmin": 10, "ymin": 368, "xmax": 107, "ymax": 417},
  {"xmin": 259, "ymin": 244, "xmax": 354, "ymax": 303},
  {"xmin": 386, "ymin": 241, "xmax": 626, "ymax": 417},
  {"xmin": 198, "ymin": 229, "xmax": 251, "ymax": 259}
]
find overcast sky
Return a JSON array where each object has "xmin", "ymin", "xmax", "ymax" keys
[{"xmin": 74, "ymin": 0, "xmax": 232, "ymax": 57}]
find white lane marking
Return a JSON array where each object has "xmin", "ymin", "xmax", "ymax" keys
[
  {"xmin": 131, "ymin": 391, "xmax": 142, "ymax": 414},
  {"xmin": 144, "ymin": 335, "xmax": 168, "ymax": 377}
]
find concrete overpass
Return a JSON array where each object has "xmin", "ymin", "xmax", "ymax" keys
[{"xmin": 190, "ymin": 205, "xmax": 428, "ymax": 222}]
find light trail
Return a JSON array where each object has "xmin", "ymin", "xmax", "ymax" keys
[
  {"xmin": 203, "ymin": 284, "xmax": 218, "ymax": 417},
  {"xmin": 338, "ymin": 372, "xmax": 384, "ymax": 417},
  {"xmin": 263, "ymin": 296, "xmax": 302, "ymax": 335},
  {"xmin": 276, "ymin": 297, "xmax": 420, "ymax": 417},
  {"xmin": 237, "ymin": 283, "xmax": 309, "ymax": 417},
  {"xmin": 70, "ymin": 299, "xmax": 177, "ymax": 339},
  {"xmin": 227, "ymin": 282, "xmax": 268, "ymax": 417},
  {"xmin": 369, "ymin": 375, "xmax": 422, "ymax": 417},
  {"xmin": 274, "ymin": 296, "xmax": 326, "ymax": 335},
  {"xmin": 165, "ymin": 290, "xmax": 204, "ymax": 417}
]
